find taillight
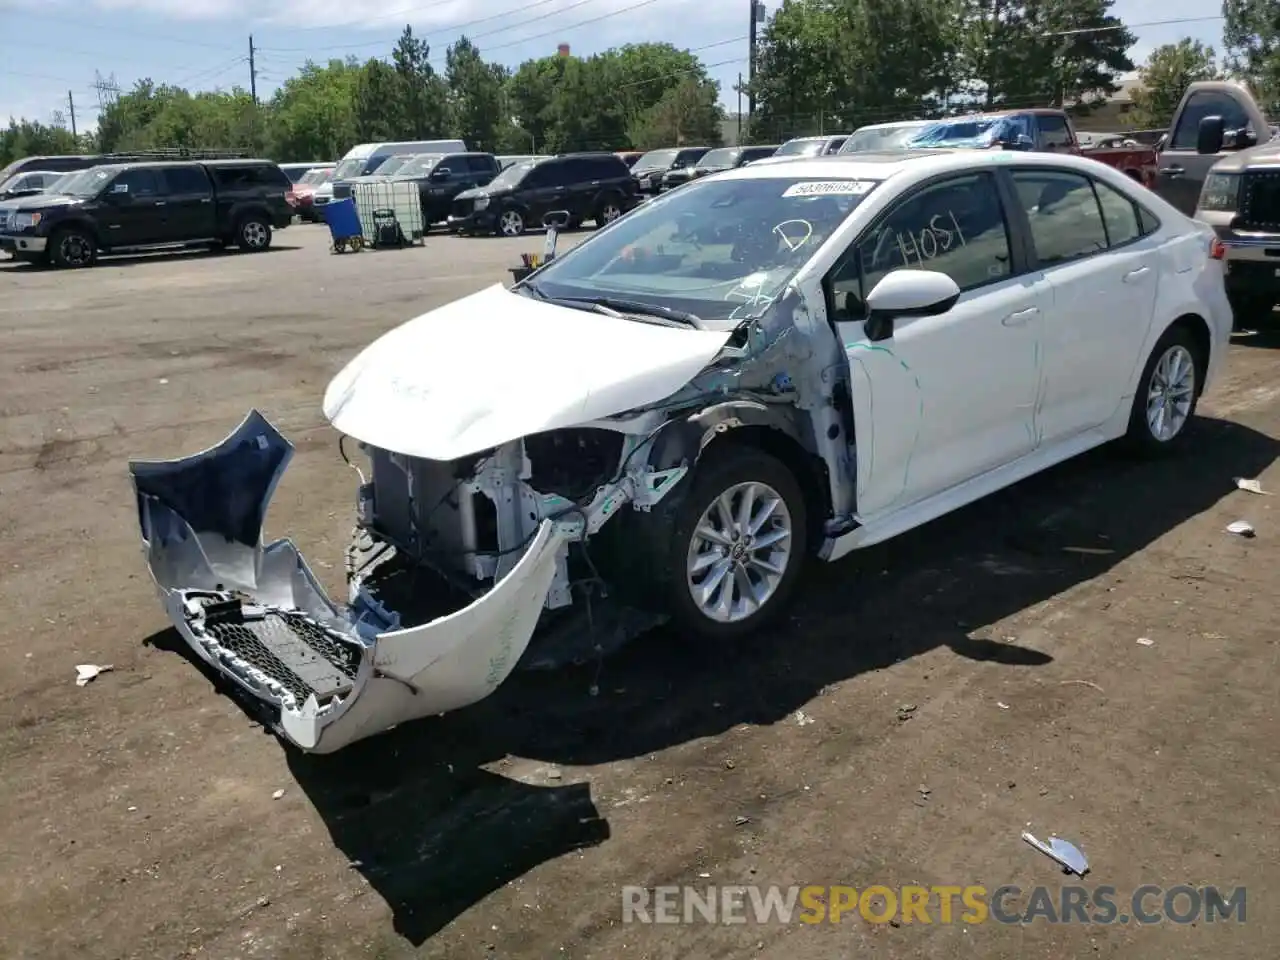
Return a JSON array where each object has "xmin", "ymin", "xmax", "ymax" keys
[
  {"xmin": 1210, "ymin": 237, "xmax": 1226, "ymax": 260},
  {"xmin": 285, "ymin": 189, "xmax": 298, "ymax": 207}
]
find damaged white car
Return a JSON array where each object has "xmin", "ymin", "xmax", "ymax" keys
[{"xmin": 130, "ymin": 150, "xmax": 1231, "ymax": 753}]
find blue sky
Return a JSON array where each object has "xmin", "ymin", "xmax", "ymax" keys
[{"xmin": 0, "ymin": 0, "xmax": 1226, "ymax": 134}]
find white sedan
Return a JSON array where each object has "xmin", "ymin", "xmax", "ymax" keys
[{"xmin": 128, "ymin": 148, "xmax": 1230, "ymax": 752}]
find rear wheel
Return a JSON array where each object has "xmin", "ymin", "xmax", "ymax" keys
[
  {"xmin": 595, "ymin": 197, "xmax": 623, "ymax": 227},
  {"xmin": 237, "ymin": 215, "xmax": 272, "ymax": 251},
  {"xmin": 49, "ymin": 228, "xmax": 96, "ymax": 269},
  {"xmin": 1122, "ymin": 324, "xmax": 1203, "ymax": 455}
]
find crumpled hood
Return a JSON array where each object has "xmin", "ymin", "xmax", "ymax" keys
[{"xmin": 323, "ymin": 283, "xmax": 733, "ymax": 461}]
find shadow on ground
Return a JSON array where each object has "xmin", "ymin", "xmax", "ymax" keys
[
  {"xmin": 1, "ymin": 245, "xmax": 303, "ymax": 271},
  {"xmin": 145, "ymin": 415, "xmax": 1279, "ymax": 944}
]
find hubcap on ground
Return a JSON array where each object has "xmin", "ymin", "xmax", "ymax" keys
[
  {"xmin": 686, "ymin": 480, "xmax": 793, "ymax": 624},
  {"xmin": 1146, "ymin": 344, "xmax": 1195, "ymax": 442}
]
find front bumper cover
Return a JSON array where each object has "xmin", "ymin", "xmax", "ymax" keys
[{"xmin": 129, "ymin": 410, "xmax": 564, "ymax": 754}]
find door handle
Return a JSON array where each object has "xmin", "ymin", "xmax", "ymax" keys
[
  {"xmin": 200, "ymin": 198, "xmax": 211, "ymax": 204},
  {"xmin": 1159, "ymin": 166, "xmax": 1184, "ymax": 176},
  {"xmin": 1123, "ymin": 266, "xmax": 1151, "ymax": 282},
  {"xmin": 153, "ymin": 200, "xmax": 167, "ymax": 206},
  {"xmin": 1002, "ymin": 307, "xmax": 1039, "ymax": 327}
]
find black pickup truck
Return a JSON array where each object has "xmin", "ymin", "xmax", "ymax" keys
[{"xmin": 0, "ymin": 158, "xmax": 293, "ymax": 268}]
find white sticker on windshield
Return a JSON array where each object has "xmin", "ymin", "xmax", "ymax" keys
[{"xmin": 782, "ymin": 180, "xmax": 874, "ymax": 198}]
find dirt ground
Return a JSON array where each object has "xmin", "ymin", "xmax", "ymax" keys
[{"xmin": 2, "ymin": 224, "xmax": 1278, "ymax": 960}]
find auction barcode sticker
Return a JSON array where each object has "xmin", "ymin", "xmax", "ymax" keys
[{"xmin": 782, "ymin": 180, "xmax": 875, "ymax": 197}]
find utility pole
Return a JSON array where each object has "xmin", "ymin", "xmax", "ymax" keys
[
  {"xmin": 67, "ymin": 90, "xmax": 77, "ymax": 138},
  {"xmin": 249, "ymin": 34, "xmax": 258, "ymax": 104},
  {"xmin": 747, "ymin": 0, "xmax": 763, "ymax": 123},
  {"xmin": 737, "ymin": 73, "xmax": 743, "ymax": 144}
]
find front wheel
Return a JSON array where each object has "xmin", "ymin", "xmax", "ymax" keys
[
  {"xmin": 496, "ymin": 208, "xmax": 525, "ymax": 237},
  {"xmin": 1122, "ymin": 325, "xmax": 1203, "ymax": 455},
  {"xmin": 49, "ymin": 228, "xmax": 97, "ymax": 268},
  {"xmin": 650, "ymin": 446, "xmax": 809, "ymax": 642},
  {"xmin": 237, "ymin": 216, "xmax": 272, "ymax": 251}
]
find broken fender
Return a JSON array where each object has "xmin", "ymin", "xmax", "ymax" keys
[{"xmin": 129, "ymin": 410, "xmax": 563, "ymax": 753}]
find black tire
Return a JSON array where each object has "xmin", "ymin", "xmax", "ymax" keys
[
  {"xmin": 48, "ymin": 227, "xmax": 96, "ymax": 269},
  {"xmin": 594, "ymin": 195, "xmax": 624, "ymax": 228},
  {"xmin": 1228, "ymin": 291, "xmax": 1275, "ymax": 330},
  {"xmin": 1121, "ymin": 323, "xmax": 1204, "ymax": 456},
  {"xmin": 236, "ymin": 215, "xmax": 272, "ymax": 252},
  {"xmin": 629, "ymin": 444, "xmax": 809, "ymax": 643}
]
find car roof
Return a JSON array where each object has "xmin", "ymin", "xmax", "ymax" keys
[{"xmin": 711, "ymin": 149, "xmax": 1151, "ymax": 184}]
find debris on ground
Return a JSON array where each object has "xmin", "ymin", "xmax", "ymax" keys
[
  {"xmin": 74, "ymin": 664, "xmax": 113, "ymax": 686},
  {"xmin": 1060, "ymin": 679, "xmax": 1104, "ymax": 692},
  {"xmin": 734, "ymin": 815, "xmax": 750, "ymax": 826},
  {"xmin": 1136, "ymin": 637, "xmax": 1155, "ymax": 647},
  {"xmin": 271, "ymin": 789, "xmax": 285, "ymax": 800},
  {"xmin": 1022, "ymin": 832, "xmax": 1089, "ymax": 876},
  {"xmin": 1234, "ymin": 477, "xmax": 1269, "ymax": 495},
  {"xmin": 1227, "ymin": 520, "xmax": 1256, "ymax": 538},
  {"xmin": 896, "ymin": 704, "xmax": 917, "ymax": 722},
  {"xmin": 996, "ymin": 701, "xmax": 1010, "ymax": 709},
  {"xmin": 794, "ymin": 710, "xmax": 814, "ymax": 726}
]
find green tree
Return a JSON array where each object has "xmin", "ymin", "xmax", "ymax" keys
[
  {"xmin": 446, "ymin": 36, "xmax": 510, "ymax": 151},
  {"xmin": 1224, "ymin": 0, "xmax": 1280, "ymax": 113},
  {"xmin": 390, "ymin": 25, "xmax": 450, "ymax": 137},
  {"xmin": 957, "ymin": 0, "xmax": 1134, "ymax": 108},
  {"xmin": 628, "ymin": 77, "xmax": 724, "ymax": 148},
  {"xmin": 0, "ymin": 119, "xmax": 80, "ymax": 170},
  {"xmin": 353, "ymin": 60, "xmax": 404, "ymax": 142},
  {"xmin": 1129, "ymin": 40, "xmax": 1220, "ymax": 127},
  {"xmin": 270, "ymin": 59, "xmax": 363, "ymax": 161},
  {"xmin": 505, "ymin": 55, "xmax": 569, "ymax": 152}
]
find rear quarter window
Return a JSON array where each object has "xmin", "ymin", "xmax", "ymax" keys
[{"xmin": 211, "ymin": 165, "xmax": 288, "ymax": 189}]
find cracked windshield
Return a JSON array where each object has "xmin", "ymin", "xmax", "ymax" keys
[{"xmin": 525, "ymin": 177, "xmax": 880, "ymax": 327}]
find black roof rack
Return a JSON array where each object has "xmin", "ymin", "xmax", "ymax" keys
[{"xmin": 96, "ymin": 148, "xmax": 251, "ymax": 161}]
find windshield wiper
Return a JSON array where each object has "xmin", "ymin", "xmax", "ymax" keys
[
  {"xmin": 516, "ymin": 285, "xmax": 700, "ymax": 327},
  {"xmin": 559, "ymin": 296, "xmax": 701, "ymax": 327}
]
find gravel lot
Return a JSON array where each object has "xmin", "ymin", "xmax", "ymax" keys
[{"xmin": 2, "ymin": 223, "xmax": 1278, "ymax": 959}]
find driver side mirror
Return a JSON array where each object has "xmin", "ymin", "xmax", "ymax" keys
[
  {"xmin": 1197, "ymin": 116, "xmax": 1226, "ymax": 155},
  {"xmin": 863, "ymin": 269, "xmax": 961, "ymax": 342},
  {"xmin": 430, "ymin": 167, "xmax": 451, "ymax": 180}
]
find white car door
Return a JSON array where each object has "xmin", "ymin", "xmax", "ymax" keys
[
  {"xmin": 1010, "ymin": 169, "xmax": 1160, "ymax": 445},
  {"xmin": 829, "ymin": 171, "xmax": 1048, "ymax": 519}
]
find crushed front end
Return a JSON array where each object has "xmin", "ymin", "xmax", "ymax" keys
[{"xmin": 129, "ymin": 409, "xmax": 686, "ymax": 753}]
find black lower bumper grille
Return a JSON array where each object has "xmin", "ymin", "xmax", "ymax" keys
[{"xmin": 1239, "ymin": 171, "xmax": 1280, "ymax": 230}]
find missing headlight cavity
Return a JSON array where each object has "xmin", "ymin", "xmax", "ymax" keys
[{"xmin": 525, "ymin": 428, "xmax": 626, "ymax": 501}]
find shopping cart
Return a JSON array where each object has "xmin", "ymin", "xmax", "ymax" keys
[{"xmin": 323, "ymin": 197, "xmax": 364, "ymax": 253}]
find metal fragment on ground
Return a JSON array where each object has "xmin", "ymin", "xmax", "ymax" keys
[
  {"xmin": 1022, "ymin": 831, "xmax": 1089, "ymax": 876},
  {"xmin": 1227, "ymin": 520, "xmax": 1256, "ymax": 538}
]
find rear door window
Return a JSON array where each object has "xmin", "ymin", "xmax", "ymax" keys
[
  {"xmin": 160, "ymin": 167, "xmax": 212, "ymax": 196},
  {"xmin": 1011, "ymin": 169, "xmax": 1109, "ymax": 265}
]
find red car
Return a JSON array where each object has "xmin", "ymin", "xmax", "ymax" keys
[{"xmin": 290, "ymin": 166, "xmax": 335, "ymax": 221}]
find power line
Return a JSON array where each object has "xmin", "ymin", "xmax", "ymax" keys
[{"xmin": 259, "ymin": 0, "xmax": 589, "ymax": 53}]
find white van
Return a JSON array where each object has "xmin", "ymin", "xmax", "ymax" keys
[{"xmin": 329, "ymin": 140, "xmax": 467, "ymax": 200}]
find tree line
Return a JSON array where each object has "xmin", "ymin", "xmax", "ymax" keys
[{"xmin": 4, "ymin": 0, "xmax": 1280, "ymax": 171}]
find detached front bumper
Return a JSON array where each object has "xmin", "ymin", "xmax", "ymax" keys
[{"xmin": 128, "ymin": 411, "xmax": 565, "ymax": 754}]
